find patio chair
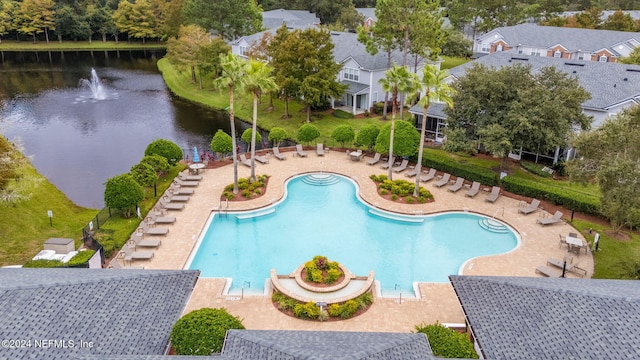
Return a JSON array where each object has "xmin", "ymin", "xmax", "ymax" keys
[
  {"xmin": 136, "ymin": 223, "xmax": 169, "ymax": 237},
  {"xmin": 295, "ymin": 144, "xmax": 307, "ymax": 157},
  {"xmin": 129, "ymin": 233, "xmax": 161, "ymax": 248},
  {"xmin": 316, "ymin": 143, "xmax": 325, "ymax": 156},
  {"xmin": 485, "ymin": 186, "xmax": 501, "ymax": 203},
  {"xmin": 465, "ymin": 181, "xmax": 481, "ymax": 198},
  {"xmin": 178, "ymin": 172, "xmax": 202, "ymax": 181},
  {"xmin": 145, "ymin": 214, "xmax": 175, "ymax": 225},
  {"xmin": 239, "ymin": 153, "xmax": 251, "ymax": 167},
  {"xmin": 448, "ymin": 177, "xmax": 465, "ymax": 192},
  {"xmin": 117, "ymin": 244, "xmax": 154, "ymax": 263},
  {"xmin": 537, "ymin": 210, "xmax": 564, "ymax": 226},
  {"xmin": 535, "ymin": 265, "xmax": 561, "ymax": 277},
  {"xmin": 159, "ymin": 199, "xmax": 184, "ymax": 211},
  {"xmin": 380, "ymin": 156, "xmax": 396, "ymax": 169},
  {"xmin": 255, "ymin": 155, "xmax": 269, "ymax": 164},
  {"xmin": 404, "ymin": 168, "xmax": 419, "ymax": 177},
  {"xmin": 420, "ymin": 168, "xmax": 437, "ymax": 182},
  {"xmin": 558, "ymin": 234, "xmax": 568, "ymax": 248},
  {"xmin": 173, "ymin": 179, "xmax": 199, "ymax": 187},
  {"xmin": 434, "ymin": 173, "xmax": 451, "ymax": 188},
  {"xmin": 169, "ymin": 184, "xmax": 194, "ymax": 195},
  {"xmin": 393, "ymin": 159, "xmax": 409, "ymax": 173},
  {"xmin": 518, "ymin": 199, "xmax": 541, "ymax": 215},
  {"xmin": 272, "ymin": 147, "xmax": 286, "ymax": 160},
  {"xmin": 367, "ymin": 153, "xmax": 381, "ymax": 165}
]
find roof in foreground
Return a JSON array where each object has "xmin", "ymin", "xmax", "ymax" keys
[
  {"xmin": 220, "ymin": 330, "xmax": 435, "ymax": 359},
  {"xmin": 448, "ymin": 51, "xmax": 640, "ymax": 111},
  {"xmin": 450, "ymin": 275, "xmax": 640, "ymax": 360},
  {"xmin": 0, "ymin": 268, "xmax": 199, "ymax": 359}
]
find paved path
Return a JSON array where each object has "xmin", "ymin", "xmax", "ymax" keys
[{"xmin": 117, "ymin": 147, "xmax": 593, "ymax": 332}]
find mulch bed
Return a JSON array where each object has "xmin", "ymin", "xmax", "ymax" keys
[{"xmin": 299, "ymin": 268, "xmax": 346, "ymax": 288}]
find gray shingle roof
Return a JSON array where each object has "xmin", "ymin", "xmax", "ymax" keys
[
  {"xmin": 447, "ymin": 51, "xmax": 640, "ymax": 110},
  {"xmin": 342, "ymin": 80, "xmax": 370, "ymax": 95},
  {"xmin": 450, "ymin": 275, "xmax": 640, "ymax": 360},
  {"xmin": 487, "ymin": 23, "xmax": 640, "ymax": 55},
  {"xmin": 330, "ymin": 31, "xmax": 404, "ymax": 70},
  {"xmin": 262, "ymin": 9, "xmax": 321, "ymax": 30},
  {"xmin": 220, "ymin": 330, "xmax": 435, "ymax": 359},
  {"xmin": 0, "ymin": 268, "xmax": 199, "ymax": 359},
  {"xmin": 408, "ymin": 102, "xmax": 448, "ymax": 119}
]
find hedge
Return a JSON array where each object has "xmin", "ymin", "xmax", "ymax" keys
[
  {"xmin": 501, "ymin": 175, "xmax": 600, "ymax": 215},
  {"xmin": 418, "ymin": 151, "xmax": 499, "ymax": 186},
  {"xmin": 170, "ymin": 308, "xmax": 245, "ymax": 355},
  {"xmin": 415, "ymin": 323, "xmax": 478, "ymax": 358}
]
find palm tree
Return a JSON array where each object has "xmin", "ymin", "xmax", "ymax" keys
[
  {"xmin": 412, "ymin": 65, "xmax": 456, "ymax": 196},
  {"xmin": 212, "ymin": 53, "xmax": 246, "ymax": 194},
  {"xmin": 378, "ymin": 64, "xmax": 420, "ymax": 180},
  {"xmin": 243, "ymin": 59, "xmax": 278, "ymax": 182}
]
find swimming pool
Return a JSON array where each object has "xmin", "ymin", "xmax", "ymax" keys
[{"xmin": 186, "ymin": 173, "xmax": 519, "ymax": 296}]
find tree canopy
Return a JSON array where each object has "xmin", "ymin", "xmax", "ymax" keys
[
  {"xmin": 374, "ymin": 120, "xmax": 421, "ymax": 157},
  {"xmin": 297, "ymin": 124, "xmax": 321, "ymax": 144},
  {"xmin": 268, "ymin": 127, "xmax": 289, "ymax": 147},
  {"xmin": 331, "ymin": 124, "xmax": 355, "ymax": 147},
  {"xmin": 444, "ymin": 63, "xmax": 591, "ymax": 168},
  {"xmin": 144, "ymin": 139, "xmax": 183, "ymax": 165},
  {"xmin": 103, "ymin": 173, "xmax": 144, "ymax": 218},
  {"xmin": 182, "ymin": 0, "xmax": 262, "ymax": 40},
  {"xmin": 567, "ymin": 105, "xmax": 640, "ymax": 231},
  {"xmin": 354, "ymin": 124, "xmax": 380, "ymax": 151},
  {"xmin": 210, "ymin": 129, "xmax": 233, "ymax": 157}
]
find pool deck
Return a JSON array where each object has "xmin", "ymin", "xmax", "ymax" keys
[{"xmin": 121, "ymin": 147, "xmax": 594, "ymax": 332}]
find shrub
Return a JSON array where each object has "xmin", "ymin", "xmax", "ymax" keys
[
  {"xmin": 356, "ymin": 124, "xmax": 380, "ymax": 151},
  {"xmin": 377, "ymin": 174, "xmax": 388, "ymax": 182},
  {"xmin": 141, "ymin": 154, "xmax": 170, "ymax": 174},
  {"xmin": 370, "ymin": 174, "xmax": 380, "ymax": 182},
  {"xmin": 268, "ymin": 127, "xmax": 289, "ymax": 147},
  {"xmin": 210, "ymin": 130, "xmax": 233, "ymax": 157},
  {"xmin": 170, "ymin": 308, "xmax": 245, "ymax": 355},
  {"xmin": 333, "ymin": 109, "xmax": 354, "ymax": 119},
  {"xmin": 241, "ymin": 190, "xmax": 252, "ymax": 198},
  {"xmin": 104, "ymin": 174, "xmax": 144, "ymax": 218},
  {"xmin": 22, "ymin": 259, "xmax": 65, "ymax": 268},
  {"xmin": 338, "ymin": 300, "xmax": 360, "ymax": 319},
  {"xmin": 331, "ymin": 124, "xmax": 355, "ymax": 147},
  {"xmin": 145, "ymin": 139, "xmax": 182, "ymax": 165},
  {"xmin": 221, "ymin": 191, "xmax": 235, "ymax": 200},
  {"xmin": 293, "ymin": 302, "xmax": 320, "ymax": 319},
  {"xmin": 130, "ymin": 162, "xmax": 157, "ymax": 187},
  {"xmin": 380, "ymin": 189, "xmax": 388, "ymax": 195},
  {"xmin": 326, "ymin": 268, "xmax": 342, "ymax": 284},
  {"xmin": 406, "ymin": 196, "xmax": 414, "ymax": 203},
  {"xmin": 241, "ymin": 128, "xmax": 262, "ymax": 151},
  {"xmin": 420, "ymin": 149, "xmax": 498, "ymax": 186},
  {"xmin": 520, "ymin": 161, "xmax": 553, "ymax": 178},
  {"xmin": 415, "ymin": 323, "xmax": 478, "ymax": 358},
  {"xmin": 65, "ymin": 250, "xmax": 96, "ymax": 267},
  {"xmin": 297, "ymin": 124, "xmax": 321, "ymax": 144},
  {"xmin": 391, "ymin": 194, "xmax": 398, "ymax": 201}
]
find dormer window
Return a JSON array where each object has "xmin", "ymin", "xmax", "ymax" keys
[
  {"xmin": 496, "ymin": 45, "xmax": 503, "ymax": 52},
  {"xmin": 554, "ymin": 50, "xmax": 561, "ymax": 58},
  {"xmin": 343, "ymin": 67, "xmax": 359, "ymax": 81},
  {"xmin": 599, "ymin": 55, "xmax": 608, "ymax": 62}
]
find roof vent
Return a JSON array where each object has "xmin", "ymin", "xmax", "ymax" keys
[
  {"xmin": 626, "ymin": 68, "xmax": 640, "ymax": 73},
  {"xmin": 624, "ymin": 78, "xmax": 628, "ymax": 81},
  {"xmin": 564, "ymin": 62, "xmax": 585, "ymax": 67},
  {"xmin": 510, "ymin": 57, "xmax": 528, "ymax": 61},
  {"xmin": 572, "ymin": 70, "xmax": 577, "ymax": 73}
]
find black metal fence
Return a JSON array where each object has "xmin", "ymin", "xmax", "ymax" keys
[{"xmin": 81, "ymin": 207, "xmax": 112, "ymax": 238}]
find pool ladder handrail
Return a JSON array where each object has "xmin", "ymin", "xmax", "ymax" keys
[
  {"xmin": 217, "ymin": 198, "xmax": 229, "ymax": 216},
  {"xmin": 492, "ymin": 206, "xmax": 505, "ymax": 219}
]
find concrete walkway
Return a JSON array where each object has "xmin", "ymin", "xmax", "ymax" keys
[{"xmin": 118, "ymin": 147, "xmax": 593, "ymax": 332}]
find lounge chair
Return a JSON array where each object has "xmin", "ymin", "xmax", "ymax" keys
[
  {"xmin": 380, "ymin": 156, "xmax": 396, "ymax": 169},
  {"xmin": 169, "ymin": 185, "xmax": 194, "ymax": 195},
  {"xmin": 518, "ymin": 199, "xmax": 541, "ymax": 215},
  {"xmin": 404, "ymin": 168, "xmax": 419, "ymax": 177},
  {"xmin": 367, "ymin": 153, "xmax": 381, "ymax": 165},
  {"xmin": 145, "ymin": 214, "xmax": 175, "ymax": 225},
  {"xmin": 295, "ymin": 144, "xmax": 307, "ymax": 157},
  {"xmin": 485, "ymin": 186, "xmax": 501, "ymax": 203},
  {"xmin": 118, "ymin": 244, "xmax": 154, "ymax": 263},
  {"xmin": 174, "ymin": 179, "xmax": 199, "ymax": 187},
  {"xmin": 316, "ymin": 144, "xmax": 325, "ymax": 156},
  {"xmin": 535, "ymin": 265, "xmax": 561, "ymax": 277},
  {"xmin": 465, "ymin": 181, "xmax": 481, "ymax": 198},
  {"xmin": 420, "ymin": 168, "xmax": 437, "ymax": 182},
  {"xmin": 136, "ymin": 223, "xmax": 169, "ymax": 237},
  {"xmin": 547, "ymin": 257, "xmax": 587, "ymax": 277},
  {"xmin": 255, "ymin": 155, "xmax": 269, "ymax": 164},
  {"xmin": 393, "ymin": 159, "xmax": 409, "ymax": 173},
  {"xmin": 163, "ymin": 193, "xmax": 189, "ymax": 202},
  {"xmin": 239, "ymin": 153, "xmax": 251, "ymax": 167},
  {"xmin": 448, "ymin": 177, "xmax": 465, "ymax": 192},
  {"xmin": 434, "ymin": 173, "xmax": 451, "ymax": 188},
  {"xmin": 159, "ymin": 199, "xmax": 184, "ymax": 211},
  {"xmin": 537, "ymin": 210, "xmax": 564, "ymax": 226},
  {"xmin": 178, "ymin": 172, "xmax": 202, "ymax": 181},
  {"xmin": 107, "ymin": 259, "xmax": 144, "ymax": 269},
  {"xmin": 129, "ymin": 233, "xmax": 161, "ymax": 248},
  {"xmin": 272, "ymin": 147, "xmax": 286, "ymax": 160}
]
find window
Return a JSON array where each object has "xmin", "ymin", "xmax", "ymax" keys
[
  {"xmin": 554, "ymin": 50, "xmax": 561, "ymax": 58},
  {"xmin": 343, "ymin": 67, "xmax": 359, "ymax": 81},
  {"xmin": 239, "ymin": 46, "xmax": 247, "ymax": 56},
  {"xmin": 578, "ymin": 54, "xmax": 584, "ymax": 60},
  {"xmin": 599, "ymin": 55, "xmax": 608, "ymax": 62},
  {"xmin": 372, "ymin": 92, "xmax": 378, "ymax": 104},
  {"xmin": 481, "ymin": 44, "xmax": 490, "ymax": 52},
  {"xmin": 531, "ymin": 49, "xmax": 541, "ymax": 56},
  {"xmin": 496, "ymin": 44, "xmax": 503, "ymax": 52}
]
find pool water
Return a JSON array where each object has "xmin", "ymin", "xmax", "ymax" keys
[{"xmin": 186, "ymin": 174, "xmax": 518, "ymax": 296}]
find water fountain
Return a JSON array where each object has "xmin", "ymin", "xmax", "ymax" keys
[{"xmin": 78, "ymin": 68, "xmax": 108, "ymax": 101}]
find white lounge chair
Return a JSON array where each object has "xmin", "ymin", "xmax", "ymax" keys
[
  {"xmin": 518, "ymin": 199, "xmax": 541, "ymax": 215},
  {"xmin": 145, "ymin": 214, "xmax": 175, "ymax": 225},
  {"xmin": 465, "ymin": 182, "xmax": 480, "ymax": 197},
  {"xmin": 129, "ymin": 233, "xmax": 161, "ymax": 248},
  {"xmin": 485, "ymin": 186, "xmax": 501, "ymax": 203},
  {"xmin": 174, "ymin": 179, "xmax": 199, "ymax": 187},
  {"xmin": 108, "ymin": 259, "xmax": 144, "ymax": 269},
  {"xmin": 448, "ymin": 177, "xmax": 465, "ymax": 192},
  {"xmin": 367, "ymin": 153, "xmax": 381, "ymax": 165},
  {"xmin": 393, "ymin": 159, "xmax": 409, "ymax": 173},
  {"xmin": 380, "ymin": 156, "xmax": 396, "ymax": 169},
  {"xmin": 535, "ymin": 265, "xmax": 561, "ymax": 277},
  {"xmin": 255, "ymin": 155, "xmax": 269, "ymax": 164},
  {"xmin": 434, "ymin": 173, "xmax": 451, "ymax": 188},
  {"xmin": 272, "ymin": 147, "xmax": 286, "ymax": 160},
  {"xmin": 159, "ymin": 199, "xmax": 184, "ymax": 211},
  {"xmin": 163, "ymin": 193, "xmax": 189, "ymax": 202},
  {"xmin": 136, "ymin": 223, "xmax": 169, "ymax": 237},
  {"xmin": 118, "ymin": 244, "xmax": 154, "ymax": 263},
  {"xmin": 239, "ymin": 153, "xmax": 251, "ymax": 167},
  {"xmin": 178, "ymin": 172, "xmax": 202, "ymax": 181},
  {"xmin": 420, "ymin": 169, "xmax": 437, "ymax": 182},
  {"xmin": 296, "ymin": 144, "xmax": 307, "ymax": 157},
  {"xmin": 316, "ymin": 144, "xmax": 325, "ymax": 156},
  {"xmin": 169, "ymin": 185, "xmax": 194, "ymax": 195},
  {"xmin": 404, "ymin": 168, "xmax": 419, "ymax": 177},
  {"xmin": 547, "ymin": 257, "xmax": 587, "ymax": 277},
  {"xmin": 537, "ymin": 210, "xmax": 564, "ymax": 226}
]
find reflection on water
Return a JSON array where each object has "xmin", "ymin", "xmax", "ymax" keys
[{"xmin": 0, "ymin": 50, "xmax": 264, "ymax": 208}]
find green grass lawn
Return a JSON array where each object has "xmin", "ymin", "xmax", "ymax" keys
[
  {"xmin": 0, "ymin": 40, "xmax": 165, "ymax": 51},
  {"xmin": 441, "ymin": 56, "xmax": 470, "ymax": 70}
]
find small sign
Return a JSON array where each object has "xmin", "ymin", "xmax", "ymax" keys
[
  {"xmin": 47, "ymin": 210, "xmax": 53, "ymax": 218},
  {"xmin": 89, "ymin": 221, "xmax": 94, "ymax": 231}
]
